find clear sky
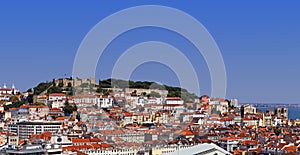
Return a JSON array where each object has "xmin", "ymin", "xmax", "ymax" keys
[{"xmin": 0, "ymin": 1, "xmax": 299, "ymax": 103}]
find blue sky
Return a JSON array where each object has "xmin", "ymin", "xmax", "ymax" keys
[{"xmin": 0, "ymin": 1, "xmax": 299, "ymax": 103}]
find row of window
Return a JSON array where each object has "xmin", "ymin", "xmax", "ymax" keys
[{"xmin": 84, "ymin": 150, "xmax": 135, "ymax": 155}]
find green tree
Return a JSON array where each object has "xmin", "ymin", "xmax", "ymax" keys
[
  {"xmin": 149, "ymin": 91, "xmax": 161, "ymax": 98},
  {"xmin": 47, "ymin": 86, "xmax": 62, "ymax": 94},
  {"xmin": 35, "ymin": 102, "xmax": 46, "ymax": 106},
  {"xmin": 98, "ymin": 79, "xmax": 199, "ymax": 101},
  {"xmin": 167, "ymin": 91, "xmax": 180, "ymax": 97},
  {"xmin": 10, "ymin": 95, "xmax": 19, "ymax": 102},
  {"xmin": 27, "ymin": 88, "xmax": 33, "ymax": 93},
  {"xmin": 274, "ymin": 126, "xmax": 281, "ymax": 136},
  {"xmin": 58, "ymin": 82, "xmax": 64, "ymax": 88},
  {"xmin": 63, "ymin": 103, "xmax": 77, "ymax": 116},
  {"xmin": 32, "ymin": 82, "xmax": 53, "ymax": 95},
  {"xmin": 27, "ymin": 94, "xmax": 34, "ymax": 103},
  {"xmin": 51, "ymin": 115, "xmax": 58, "ymax": 120},
  {"xmin": 93, "ymin": 104, "xmax": 98, "ymax": 109},
  {"xmin": 150, "ymin": 83, "xmax": 165, "ymax": 90},
  {"xmin": 96, "ymin": 88, "xmax": 111, "ymax": 95},
  {"xmin": 3, "ymin": 101, "xmax": 24, "ymax": 110},
  {"xmin": 67, "ymin": 82, "xmax": 72, "ymax": 87},
  {"xmin": 99, "ymin": 79, "xmax": 112, "ymax": 88}
]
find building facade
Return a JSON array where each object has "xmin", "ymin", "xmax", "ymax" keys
[{"xmin": 9, "ymin": 121, "xmax": 62, "ymax": 140}]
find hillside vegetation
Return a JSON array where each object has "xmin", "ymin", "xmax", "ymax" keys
[
  {"xmin": 99, "ymin": 78, "xmax": 199, "ymax": 103},
  {"xmin": 26, "ymin": 78, "xmax": 199, "ymax": 103}
]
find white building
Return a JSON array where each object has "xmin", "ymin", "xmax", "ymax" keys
[
  {"xmin": 37, "ymin": 95, "xmax": 47, "ymax": 104},
  {"xmin": 48, "ymin": 93, "xmax": 66, "ymax": 102},
  {"xmin": 164, "ymin": 143, "xmax": 231, "ymax": 155},
  {"xmin": 8, "ymin": 120, "xmax": 62, "ymax": 140},
  {"xmin": 0, "ymin": 83, "xmax": 19, "ymax": 101},
  {"xmin": 241, "ymin": 104, "xmax": 257, "ymax": 116},
  {"xmin": 51, "ymin": 100, "xmax": 65, "ymax": 109},
  {"xmin": 164, "ymin": 97, "xmax": 184, "ymax": 105},
  {"xmin": 0, "ymin": 83, "xmax": 19, "ymax": 95},
  {"xmin": 220, "ymin": 137, "xmax": 240, "ymax": 153},
  {"xmin": 97, "ymin": 96, "xmax": 113, "ymax": 108},
  {"xmin": 81, "ymin": 148, "xmax": 140, "ymax": 155},
  {"xmin": 147, "ymin": 97, "xmax": 157, "ymax": 104},
  {"xmin": 230, "ymin": 99, "xmax": 239, "ymax": 108},
  {"xmin": 72, "ymin": 95, "xmax": 96, "ymax": 104},
  {"xmin": 72, "ymin": 95, "xmax": 113, "ymax": 108}
]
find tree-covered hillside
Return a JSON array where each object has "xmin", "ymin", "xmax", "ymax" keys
[
  {"xmin": 99, "ymin": 78, "xmax": 199, "ymax": 103},
  {"xmin": 26, "ymin": 78, "xmax": 199, "ymax": 103}
]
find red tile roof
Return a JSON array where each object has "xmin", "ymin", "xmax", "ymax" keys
[
  {"xmin": 49, "ymin": 93, "xmax": 66, "ymax": 96},
  {"xmin": 181, "ymin": 129, "xmax": 193, "ymax": 136}
]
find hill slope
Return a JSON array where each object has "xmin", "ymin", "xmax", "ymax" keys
[
  {"xmin": 99, "ymin": 78, "xmax": 199, "ymax": 103},
  {"xmin": 27, "ymin": 78, "xmax": 199, "ymax": 103}
]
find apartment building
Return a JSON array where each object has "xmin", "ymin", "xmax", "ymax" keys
[{"xmin": 9, "ymin": 120, "xmax": 62, "ymax": 140}]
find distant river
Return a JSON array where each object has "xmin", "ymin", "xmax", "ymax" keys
[{"xmin": 257, "ymin": 107, "xmax": 300, "ymax": 120}]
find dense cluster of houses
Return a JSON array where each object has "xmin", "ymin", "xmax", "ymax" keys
[{"xmin": 1, "ymin": 81, "xmax": 300, "ymax": 155}]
